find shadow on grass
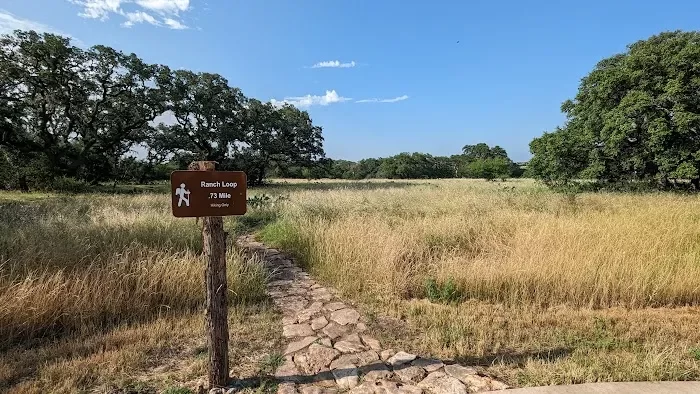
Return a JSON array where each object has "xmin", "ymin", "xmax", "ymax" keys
[
  {"xmin": 228, "ymin": 208, "xmax": 281, "ymax": 237},
  {"xmin": 453, "ymin": 347, "xmax": 574, "ymax": 368}
]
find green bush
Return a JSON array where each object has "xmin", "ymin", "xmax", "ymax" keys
[
  {"xmin": 690, "ymin": 348, "xmax": 700, "ymax": 361},
  {"xmin": 424, "ymin": 277, "xmax": 462, "ymax": 303},
  {"xmin": 46, "ymin": 176, "xmax": 92, "ymax": 193}
]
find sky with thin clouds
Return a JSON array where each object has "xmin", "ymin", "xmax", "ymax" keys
[{"xmin": 2, "ymin": 0, "xmax": 700, "ymax": 161}]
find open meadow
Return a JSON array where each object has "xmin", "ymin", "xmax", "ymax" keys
[
  {"xmin": 0, "ymin": 191, "xmax": 283, "ymax": 394},
  {"xmin": 259, "ymin": 178, "xmax": 700, "ymax": 386},
  {"xmin": 2, "ymin": 179, "xmax": 700, "ymax": 392}
]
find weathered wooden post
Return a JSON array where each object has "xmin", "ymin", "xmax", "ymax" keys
[{"xmin": 171, "ymin": 161, "xmax": 247, "ymax": 390}]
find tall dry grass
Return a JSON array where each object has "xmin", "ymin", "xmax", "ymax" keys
[
  {"xmin": 0, "ymin": 194, "xmax": 268, "ymax": 349},
  {"xmin": 261, "ymin": 179, "xmax": 700, "ymax": 308}
]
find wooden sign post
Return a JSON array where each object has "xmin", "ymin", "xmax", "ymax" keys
[{"xmin": 171, "ymin": 161, "xmax": 247, "ymax": 390}]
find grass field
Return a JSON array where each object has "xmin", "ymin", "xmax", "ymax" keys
[
  {"xmin": 0, "ymin": 192, "xmax": 282, "ymax": 393},
  {"xmin": 2, "ymin": 179, "xmax": 700, "ymax": 391},
  {"xmin": 259, "ymin": 179, "xmax": 700, "ymax": 386}
]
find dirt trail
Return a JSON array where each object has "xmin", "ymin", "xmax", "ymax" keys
[{"xmin": 237, "ymin": 235, "xmax": 509, "ymax": 394}]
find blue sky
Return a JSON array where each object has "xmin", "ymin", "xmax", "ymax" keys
[{"xmin": 1, "ymin": 1, "xmax": 700, "ymax": 162}]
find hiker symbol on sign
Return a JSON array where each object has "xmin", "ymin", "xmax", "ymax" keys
[{"xmin": 175, "ymin": 183, "xmax": 191, "ymax": 207}]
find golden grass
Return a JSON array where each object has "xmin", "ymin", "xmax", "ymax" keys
[
  {"xmin": 263, "ymin": 179, "xmax": 700, "ymax": 308},
  {"xmin": 0, "ymin": 192, "xmax": 276, "ymax": 392},
  {"xmin": 259, "ymin": 178, "xmax": 700, "ymax": 385},
  {"xmin": 1, "ymin": 305, "xmax": 282, "ymax": 394},
  {"xmin": 4, "ymin": 179, "xmax": 700, "ymax": 388}
]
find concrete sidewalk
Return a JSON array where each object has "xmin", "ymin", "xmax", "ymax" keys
[{"xmin": 505, "ymin": 382, "xmax": 700, "ymax": 393}]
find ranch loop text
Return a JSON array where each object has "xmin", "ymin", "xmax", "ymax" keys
[{"xmin": 201, "ymin": 181, "xmax": 238, "ymax": 188}]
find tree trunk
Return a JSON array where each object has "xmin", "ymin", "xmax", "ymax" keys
[
  {"xmin": 203, "ymin": 215, "xmax": 229, "ymax": 389},
  {"xmin": 256, "ymin": 167, "xmax": 264, "ymax": 186},
  {"xmin": 18, "ymin": 175, "xmax": 29, "ymax": 192}
]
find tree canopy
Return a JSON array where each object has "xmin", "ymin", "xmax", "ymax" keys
[
  {"xmin": 530, "ymin": 31, "xmax": 700, "ymax": 189},
  {"xmin": 272, "ymin": 144, "xmax": 525, "ymax": 181},
  {"xmin": 0, "ymin": 30, "xmax": 325, "ymax": 189}
]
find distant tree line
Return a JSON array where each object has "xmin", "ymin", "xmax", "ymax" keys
[
  {"xmin": 270, "ymin": 143, "xmax": 526, "ymax": 180},
  {"xmin": 529, "ymin": 31, "xmax": 700, "ymax": 190},
  {"xmin": 0, "ymin": 30, "xmax": 324, "ymax": 190}
]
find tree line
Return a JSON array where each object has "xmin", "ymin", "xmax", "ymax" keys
[
  {"xmin": 529, "ymin": 31, "xmax": 700, "ymax": 190},
  {"xmin": 5, "ymin": 29, "xmax": 695, "ymax": 191},
  {"xmin": 272, "ymin": 143, "xmax": 526, "ymax": 180},
  {"xmin": 0, "ymin": 30, "xmax": 324, "ymax": 190}
]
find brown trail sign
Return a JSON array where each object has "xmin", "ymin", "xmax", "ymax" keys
[
  {"xmin": 171, "ymin": 162, "xmax": 247, "ymax": 390},
  {"xmin": 171, "ymin": 170, "xmax": 247, "ymax": 217}
]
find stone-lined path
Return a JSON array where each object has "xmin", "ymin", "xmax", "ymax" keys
[{"xmin": 237, "ymin": 235, "xmax": 509, "ymax": 394}]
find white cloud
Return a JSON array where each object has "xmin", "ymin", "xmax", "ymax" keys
[
  {"xmin": 123, "ymin": 10, "xmax": 159, "ymax": 27},
  {"xmin": 0, "ymin": 10, "xmax": 83, "ymax": 44},
  {"xmin": 69, "ymin": 0, "xmax": 122, "ymax": 20},
  {"xmin": 271, "ymin": 90, "xmax": 351, "ymax": 108},
  {"xmin": 68, "ymin": 0, "xmax": 189, "ymax": 29},
  {"xmin": 136, "ymin": 0, "xmax": 189, "ymax": 14},
  {"xmin": 311, "ymin": 60, "xmax": 356, "ymax": 69},
  {"xmin": 163, "ymin": 17, "xmax": 187, "ymax": 29},
  {"xmin": 356, "ymin": 95, "xmax": 409, "ymax": 103}
]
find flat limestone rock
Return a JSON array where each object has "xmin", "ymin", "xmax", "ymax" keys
[
  {"xmin": 310, "ymin": 370, "xmax": 338, "ymax": 388},
  {"xmin": 387, "ymin": 351, "xmax": 417, "ymax": 366},
  {"xmin": 284, "ymin": 336, "xmax": 318, "ymax": 355},
  {"xmin": 298, "ymin": 302, "xmax": 325, "ymax": 322},
  {"xmin": 394, "ymin": 365, "xmax": 427, "ymax": 384},
  {"xmin": 311, "ymin": 316, "xmax": 329, "ymax": 331},
  {"xmin": 276, "ymin": 356, "xmax": 302, "ymax": 382},
  {"xmin": 284, "ymin": 324, "xmax": 315, "ymax": 338},
  {"xmin": 311, "ymin": 288, "xmax": 333, "ymax": 301},
  {"xmin": 344, "ymin": 333, "xmax": 362, "ymax": 342},
  {"xmin": 443, "ymin": 364, "xmax": 489, "ymax": 391},
  {"xmin": 359, "ymin": 361, "xmax": 392, "ymax": 382},
  {"xmin": 349, "ymin": 382, "xmax": 375, "ymax": 394},
  {"xmin": 319, "ymin": 337, "xmax": 333, "ymax": 347},
  {"xmin": 330, "ymin": 351, "xmax": 379, "ymax": 369},
  {"xmin": 330, "ymin": 308, "xmax": 361, "ymax": 326},
  {"xmin": 298, "ymin": 385, "xmax": 338, "ymax": 394},
  {"xmin": 334, "ymin": 338, "xmax": 366, "ymax": 354},
  {"xmin": 269, "ymin": 279, "xmax": 294, "ymax": 287},
  {"xmin": 298, "ymin": 280, "xmax": 316, "ymax": 288},
  {"xmin": 417, "ymin": 371, "xmax": 467, "ymax": 394},
  {"xmin": 350, "ymin": 379, "xmax": 422, "ymax": 394},
  {"xmin": 294, "ymin": 344, "xmax": 341, "ymax": 374},
  {"xmin": 490, "ymin": 379, "xmax": 510, "ymax": 390},
  {"xmin": 380, "ymin": 349, "xmax": 396, "ymax": 362},
  {"xmin": 332, "ymin": 363, "xmax": 360, "ymax": 390},
  {"xmin": 277, "ymin": 382, "xmax": 298, "ymax": 394},
  {"xmin": 443, "ymin": 364, "xmax": 476, "ymax": 379},
  {"xmin": 322, "ymin": 322, "xmax": 350, "ymax": 339},
  {"xmin": 411, "ymin": 358, "xmax": 444, "ymax": 373},
  {"xmin": 356, "ymin": 322, "xmax": 367, "ymax": 332},
  {"xmin": 361, "ymin": 335, "xmax": 381, "ymax": 351},
  {"xmin": 287, "ymin": 287, "xmax": 309, "ymax": 296},
  {"xmin": 324, "ymin": 302, "xmax": 347, "ymax": 312},
  {"xmin": 276, "ymin": 296, "xmax": 310, "ymax": 314},
  {"xmin": 452, "ymin": 373, "xmax": 496, "ymax": 393}
]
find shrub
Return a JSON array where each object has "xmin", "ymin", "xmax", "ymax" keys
[{"xmin": 424, "ymin": 277, "xmax": 462, "ymax": 303}]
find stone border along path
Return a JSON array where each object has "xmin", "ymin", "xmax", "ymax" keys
[{"xmin": 237, "ymin": 235, "xmax": 509, "ymax": 394}]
